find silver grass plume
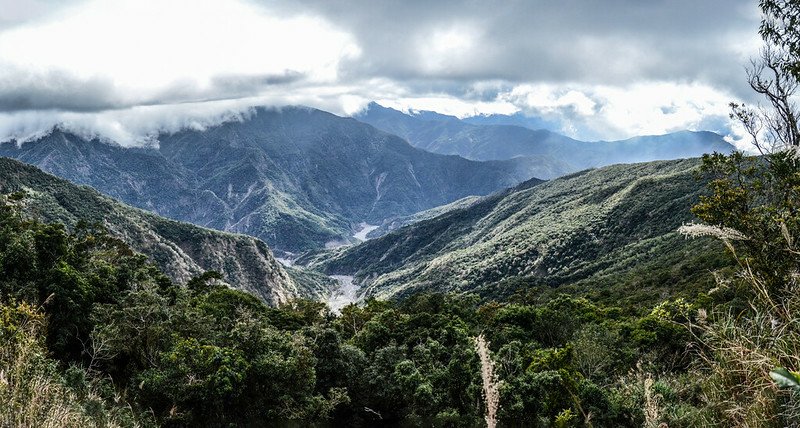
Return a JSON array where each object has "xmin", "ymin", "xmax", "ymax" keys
[
  {"xmin": 474, "ymin": 334, "xmax": 500, "ymax": 428},
  {"xmin": 678, "ymin": 222, "xmax": 747, "ymax": 241}
]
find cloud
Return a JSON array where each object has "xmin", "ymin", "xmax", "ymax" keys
[
  {"xmin": 0, "ymin": 84, "xmax": 381, "ymax": 146},
  {"xmin": 0, "ymin": 77, "xmax": 753, "ymax": 149},
  {"xmin": 0, "ymin": 0, "xmax": 768, "ymax": 148},
  {"xmin": 0, "ymin": 0, "xmax": 360, "ymax": 112},
  {"xmin": 0, "ymin": 100, "xmax": 263, "ymax": 146},
  {"xmin": 0, "ymin": 69, "xmax": 121, "ymax": 112},
  {"xmin": 0, "ymin": 0, "xmax": 71, "ymax": 30},
  {"xmin": 374, "ymin": 81, "xmax": 747, "ymax": 147},
  {"xmin": 503, "ymin": 82, "xmax": 740, "ymax": 142},
  {"xmin": 0, "ymin": 67, "xmax": 309, "ymax": 112},
  {"xmin": 278, "ymin": 0, "xmax": 761, "ymax": 95}
]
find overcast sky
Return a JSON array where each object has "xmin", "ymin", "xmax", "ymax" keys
[{"xmin": 0, "ymin": 0, "xmax": 763, "ymax": 146}]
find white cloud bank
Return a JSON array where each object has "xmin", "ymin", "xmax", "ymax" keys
[
  {"xmin": 0, "ymin": 0, "xmax": 360, "ymax": 111},
  {"xmin": 505, "ymin": 82, "xmax": 741, "ymax": 143}
]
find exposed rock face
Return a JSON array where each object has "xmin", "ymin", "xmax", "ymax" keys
[
  {"xmin": 1, "ymin": 107, "xmax": 544, "ymax": 252},
  {"xmin": 0, "ymin": 157, "xmax": 319, "ymax": 305}
]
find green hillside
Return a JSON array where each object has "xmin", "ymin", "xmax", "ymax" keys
[
  {"xmin": 315, "ymin": 158, "xmax": 729, "ymax": 304},
  {"xmin": 0, "ymin": 157, "xmax": 322, "ymax": 304}
]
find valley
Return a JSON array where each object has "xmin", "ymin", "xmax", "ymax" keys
[
  {"xmin": 0, "ymin": 108, "xmax": 776, "ymax": 427},
  {"xmin": 0, "ymin": 105, "xmax": 733, "ymax": 258},
  {"xmin": 0, "ymin": 104, "xmax": 737, "ymax": 313},
  {"xmin": 0, "ymin": 105, "xmax": 736, "ymax": 316},
  {"xmin": 351, "ymin": 222, "xmax": 379, "ymax": 241},
  {"xmin": 326, "ymin": 274, "xmax": 359, "ymax": 313},
  {"xmin": 308, "ymin": 157, "xmax": 729, "ymax": 306}
]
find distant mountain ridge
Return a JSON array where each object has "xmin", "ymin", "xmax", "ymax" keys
[
  {"xmin": 0, "ymin": 157, "xmax": 314, "ymax": 305},
  {"xmin": 354, "ymin": 102, "xmax": 735, "ymax": 171},
  {"xmin": 0, "ymin": 106, "xmax": 550, "ymax": 252},
  {"xmin": 462, "ymin": 111, "xmax": 558, "ymax": 130}
]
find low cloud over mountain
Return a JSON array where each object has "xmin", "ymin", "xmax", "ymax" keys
[{"xmin": 0, "ymin": 0, "xmax": 761, "ymax": 147}]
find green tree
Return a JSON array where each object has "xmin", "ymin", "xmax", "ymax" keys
[{"xmin": 760, "ymin": 0, "xmax": 800, "ymax": 80}]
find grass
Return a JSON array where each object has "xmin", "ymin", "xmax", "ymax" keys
[{"xmin": 0, "ymin": 302, "xmax": 150, "ymax": 428}]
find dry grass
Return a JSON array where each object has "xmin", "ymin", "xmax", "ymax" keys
[
  {"xmin": 475, "ymin": 334, "xmax": 501, "ymax": 428},
  {"xmin": 0, "ymin": 302, "xmax": 142, "ymax": 428},
  {"xmin": 683, "ymin": 255, "xmax": 800, "ymax": 425},
  {"xmin": 691, "ymin": 304, "xmax": 800, "ymax": 427},
  {"xmin": 680, "ymin": 213, "xmax": 800, "ymax": 426}
]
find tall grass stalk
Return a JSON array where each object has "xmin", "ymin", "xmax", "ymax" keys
[
  {"xmin": 475, "ymin": 334, "xmax": 500, "ymax": 428},
  {"xmin": 0, "ymin": 302, "xmax": 143, "ymax": 427}
]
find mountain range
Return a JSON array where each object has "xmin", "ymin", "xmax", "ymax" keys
[
  {"xmin": 0, "ymin": 107, "xmax": 547, "ymax": 253},
  {"xmin": 354, "ymin": 102, "xmax": 735, "ymax": 171},
  {"xmin": 0, "ymin": 103, "xmax": 732, "ymax": 268},
  {"xmin": 461, "ymin": 111, "xmax": 559, "ymax": 130}
]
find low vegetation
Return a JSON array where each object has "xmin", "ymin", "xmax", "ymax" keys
[{"xmin": 3, "ymin": 140, "xmax": 800, "ymax": 427}]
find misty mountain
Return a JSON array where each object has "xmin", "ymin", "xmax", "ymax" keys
[
  {"xmin": 0, "ymin": 106, "xmax": 550, "ymax": 252},
  {"xmin": 309, "ymin": 158, "xmax": 727, "ymax": 304},
  {"xmin": 354, "ymin": 102, "xmax": 735, "ymax": 171},
  {"xmin": 461, "ymin": 112, "xmax": 558, "ymax": 130},
  {"xmin": 0, "ymin": 157, "xmax": 314, "ymax": 305},
  {"xmin": 0, "ymin": 130, "xmax": 229, "ymax": 229}
]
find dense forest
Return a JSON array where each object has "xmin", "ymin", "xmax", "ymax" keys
[{"xmin": 0, "ymin": 189, "xmax": 735, "ymax": 426}]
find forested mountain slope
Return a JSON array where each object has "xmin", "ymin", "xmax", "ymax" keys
[
  {"xmin": 156, "ymin": 106, "xmax": 553, "ymax": 249},
  {"xmin": 315, "ymin": 158, "xmax": 728, "ymax": 304},
  {"xmin": 0, "ymin": 157, "xmax": 314, "ymax": 304}
]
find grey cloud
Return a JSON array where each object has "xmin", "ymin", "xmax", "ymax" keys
[
  {"xmin": 4, "ymin": 0, "xmax": 765, "ymax": 111},
  {"xmin": 0, "ymin": 0, "xmax": 768, "ymax": 143},
  {"xmin": 143, "ymin": 71, "xmax": 309, "ymax": 107},
  {"xmin": 263, "ymin": 0, "xmax": 761, "ymax": 99},
  {"xmin": 209, "ymin": 71, "xmax": 306, "ymax": 94},
  {"xmin": 0, "ymin": 0, "xmax": 76, "ymax": 30},
  {"xmin": 0, "ymin": 68, "xmax": 307, "ymax": 113},
  {"xmin": 0, "ymin": 71, "xmax": 123, "ymax": 112}
]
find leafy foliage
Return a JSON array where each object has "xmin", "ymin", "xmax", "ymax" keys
[
  {"xmin": 693, "ymin": 151, "xmax": 800, "ymax": 302},
  {"xmin": 771, "ymin": 367, "xmax": 800, "ymax": 389},
  {"xmin": 679, "ymin": 151, "xmax": 800, "ymax": 425}
]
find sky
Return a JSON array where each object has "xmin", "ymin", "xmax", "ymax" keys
[{"xmin": 0, "ymin": 0, "xmax": 764, "ymax": 147}]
